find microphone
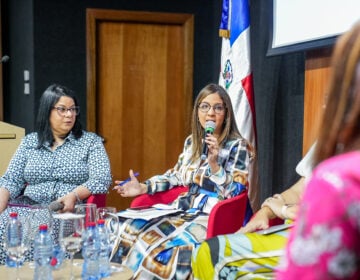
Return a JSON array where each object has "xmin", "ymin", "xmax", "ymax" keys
[
  {"xmin": 0, "ymin": 55, "xmax": 10, "ymax": 64},
  {"xmin": 201, "ymin": 120, "xmax": 216, "ymax": 160},
  {"xmin": 48, "ymin": 201, "xmax": 64, "ymax": 212}
]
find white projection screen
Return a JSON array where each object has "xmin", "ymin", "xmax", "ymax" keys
[{"xmin": 268, "ymin": 0, "xmax": 360, "ymax": 56}]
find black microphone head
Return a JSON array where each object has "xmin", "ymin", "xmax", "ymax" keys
[
  {"xmin": 205, "ymin": 120, "xmax": 216, "ymax": 134},
  {"xmin": 48, "ymin": 201, "xmax": 64, "ymax": 212},
  {"xmin": 0, "ymin": 55, "xmax": 10, "ymax": 63}
]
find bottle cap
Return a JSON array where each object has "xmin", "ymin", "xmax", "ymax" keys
[
  {"xmin": 9, "ymin": 212, "xmax": 18, "ymax": 218},
  {"xmin": 39, "ymin": 224, "xmax": 48, "ymax": 231},
  {"xmin": 87, "ymin": 221, "xmax": 96, "ymax": 228},
  {"xmin": 97, "ymin": 219, "xmax": 105, "ymax": 225}
]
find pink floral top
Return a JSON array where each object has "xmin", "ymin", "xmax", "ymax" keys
[{"xmin": 277, "ymin": 151, "xmax": 360, "ymax": 280}]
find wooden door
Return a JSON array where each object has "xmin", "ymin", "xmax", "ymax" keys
[
  {"xmin": 86, "ymin": 9, "xmax": 193, "ymax": 210},
  {"xmin": 303, "ymin": 48, "xmax": 332, "ymax": 154}
]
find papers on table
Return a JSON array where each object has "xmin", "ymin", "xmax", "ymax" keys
[
  {"xmin": 52, "ymin": 213, "xmax": 85, "ymax": 220},
  {"xmin": 117, "ymin": 204, "xmax": 182, "ymax": 221},
  {"xmin": 256, "ymin": 223, "xmax": 293, "ymax": 235}
]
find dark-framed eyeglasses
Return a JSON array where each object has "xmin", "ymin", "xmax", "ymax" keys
[
  {"xmin": 198, "ymin": 102, "xmax": 225, "ymax": 114},
  {"xmin": 53, "ymin": 106, "xmax": 80, "ymax": 116}
]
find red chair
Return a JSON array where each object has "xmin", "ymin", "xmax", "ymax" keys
[
  {"xmin": 130, "ymin": 186, "xmax": 189, "ymax": 208},
  {"xmin": 86, "ymin": 193, "xmax": 107, "ymax": 208},
  {"xmin": 130, "ymin": 186, "xmax": 248, "ymax": 239}
]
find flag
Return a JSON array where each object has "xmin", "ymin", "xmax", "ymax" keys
[{"xmin": 219, "ymin": 0, "xmax": 260, "ymax": 212}]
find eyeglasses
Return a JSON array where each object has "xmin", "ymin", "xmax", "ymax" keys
[
  {"xmin": 53, "ymin": 106, "xmax": 80, "ymax": 116},
  {"xmin": 198, "ymin": 102, "xmax": 225, "ymax": 114}
]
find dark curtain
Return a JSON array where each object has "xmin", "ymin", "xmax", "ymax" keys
[{"xmin": 250, "ymin": 0, "xmax": 305, "ymax": 202}]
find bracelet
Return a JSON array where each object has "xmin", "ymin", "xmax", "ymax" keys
[
  {"xmin": 273, "ymin": 193, "xmax": 285, "ymax": 203},
  {"xmin": 281, "ymin": 204, "xmax": 289, "ymax": 219},
  {"xmin": 72, "ymin": 190, "xmax": 81, "ymax": 203}
]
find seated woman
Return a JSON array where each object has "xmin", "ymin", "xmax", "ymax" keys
[
  {"xmin": 191, "ymin": 145, "xmax": 313, "ymax": 279},
  {"xmin": 0, "ymin": 84, "xmax": 112, "ymax": 264},
  {"xmin": 277, "ymin": 20, "xmax": 360, "ymax": 280},
  {"xmin": 192, "ymin": 20, "xmax": 360, "ymax": 280},
  {"xmin": 112, "ymin": 83, "xmax": 254, "ymax": 279}
]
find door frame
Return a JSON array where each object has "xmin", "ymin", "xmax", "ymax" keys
[{"xmin": 86, "ymin": 8, "xmax": 194, "ymax": 132}]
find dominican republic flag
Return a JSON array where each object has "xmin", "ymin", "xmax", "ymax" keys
[{"xmin": 219, "ymin": 0, "xmax": 260, "ymax": 212}]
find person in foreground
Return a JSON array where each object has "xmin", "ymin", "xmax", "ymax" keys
[
  {"xmin": 0, "ymin": 84, "xmax": 112, "ymax": 264},
  {"xmin": 112, "ymin": 83, "xmax": 254, "ymax": 279},
  {"xmin": 191, "ymin": 142, "xmax": 315, "ymax": 280},
  {"xmin": 277, "ymin": 21, "xmax": 360, "ymax": 280}
]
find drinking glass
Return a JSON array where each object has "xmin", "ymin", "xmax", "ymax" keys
[
  {"xmin": 58, "ymin": 213, "xmax": 85, "ymax": 280},
  {"xmin": 73, "ymin": 203, "xmax": 97, "ymax": 267},
  {"xmin": 4, "ymin": 215, "xmax": 31, "ymax": 280},
  {"xmin": 97, "ymin": 206, "xmax": 117, "ymax": 220},
  {"xmin": 28, "ymin": 204, "xmax": 54, "ymax": 242},
  {"xmin": 97, "ymin": 206, "xmax": 120, "ymax": 274},
  {"xmin": 96, "ymin": 207, "xmax": 119, "ymax": 243},
  {"xmin": 74, "ymin": 203, "xmax": 97, "ymax": 226}
]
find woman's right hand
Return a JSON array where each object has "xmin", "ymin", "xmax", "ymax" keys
[
  {"xmin": 114, "ymin": 169, "xmax": 147, "ymax": 197},
  {"xmin": 237, "ymin": 207, "xmax": 274, "ymax": 234}
]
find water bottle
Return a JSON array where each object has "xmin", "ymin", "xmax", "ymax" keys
[
  {"xmin": 51, "ymin": 243, "xmax": 65, "ymax": 270},
  {"xmin": 97, "ymin": 219, "xmax": 111, "ymax": 277},
  {"xmin": 82, "ymin": 221, "xmax": 100, "ymax": 280},
  {"xmin": 33, "ymin": 224, "xmax": 53, "ymax": 280},
  {"xmin": 5, "ymin": 212, "xmax": 23, "ymax": 267}
]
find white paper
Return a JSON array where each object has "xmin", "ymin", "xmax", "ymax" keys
[
  {"xmin": 52, "ymin": 213, "xmax": 85, "ymax": 220},
  {"xmin": 117, "ymin": 207, "xmax": 182, "ymax": 221}
]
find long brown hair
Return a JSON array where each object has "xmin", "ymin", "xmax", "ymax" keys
[
  {"xmin": 190, "ymin": 83, "xmax": 252, "ymax": 161},
  {"xmin": 315, "ymin": 21, "xmax": 360, "ymax": 166}
]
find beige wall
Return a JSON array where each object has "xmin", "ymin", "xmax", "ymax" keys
[{"xmin": 0, "ymin": 122, "xmax": 25, "ymax": 175}]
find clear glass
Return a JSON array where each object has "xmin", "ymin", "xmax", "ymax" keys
[
  {"xmin": 73, "ymin": 203, "xmax": 97, "ymax": 268},
  {"xmin": 58, "ymin": 214, "xmax": 85, "ymax": 280},
  {"xmin": 74, "ymin": 203, "xmax": 97, "ymax": 225},
  {"xmin": 96, "ymin": 206, "xmax": 120, "ymax": 274},
  {"xmin": 96, "ymin": 207, "xmax": 119, "ymax": 243}
]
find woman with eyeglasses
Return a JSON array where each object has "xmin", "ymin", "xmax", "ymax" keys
[
  {"xmin": 0, "ymin": 84, "xmax": 112, "ymax": 264},
  {"xmin": 111, "ymin": 83, "xmax": 254, "ymax": 279}
]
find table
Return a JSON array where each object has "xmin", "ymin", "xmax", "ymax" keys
[{"xmin": 0, "ymin": 259, "xmax": 133, "ymax": 280}]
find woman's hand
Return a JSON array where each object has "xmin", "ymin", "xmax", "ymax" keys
[
  {"xmin": 261, "ymin": 195, "xmax": 285, "ymax": 219},
  {"xmin": 114, "ymin": 169, "xmax": 147, "ymax": 197},
  {"xmin": 57, "ymin": 192, "xmax": 77, "ymax": 212},
  {"xmin": 205, "ymin": 134, "xmax": 220, "ymax": 173},
  {"xmin": 237, "ymin": 207, "xmax": 275, "ymax": 233}
]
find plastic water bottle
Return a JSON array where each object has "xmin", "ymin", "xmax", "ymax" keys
[
  {"xmin": 33, "ymin": 224, "xmax": 53, "ymax": 280},
  {"xmin": 97, "ymin": 219, "xmax": 111, "ymax": 277},
  {"xmin": 82, "ymin": 221, "xmax": 100, "ymax": 280},
  {"xmin": 51, "ymin": 243, "xmax": 65, "ymax": 270},
  {"xmin": 5, "ymin": 212, "xmax": 23, "ymax": 267}
]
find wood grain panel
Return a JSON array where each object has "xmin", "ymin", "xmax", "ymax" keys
[
  {"xmin": 87, "ymin": 10, "xmax": 193, "ymax": 210},
  {"xmin": 303, "ymin": 48, "xmax": 332, "ymax": 154}
]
